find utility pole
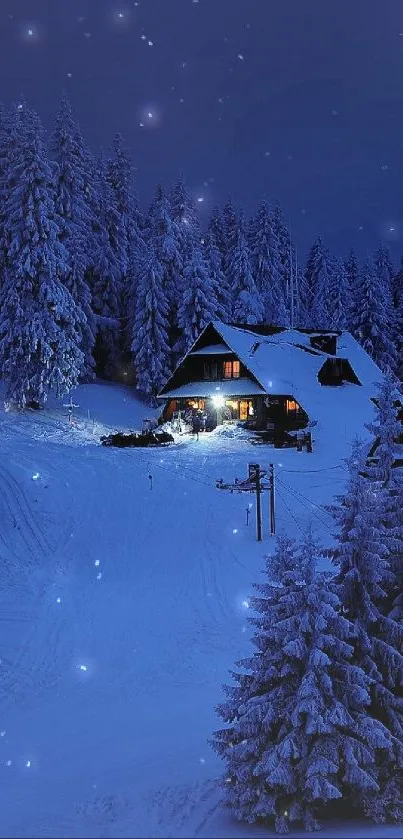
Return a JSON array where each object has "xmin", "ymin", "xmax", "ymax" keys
[
  {"xmin": 250, "ymin": 463, "xmax": 262, "ymax": 541},
  {"xmin": 217, "ymin": 464, "xmax": 267, "ymax": 542},
  {"xmin": 269, "ymin": 463, "xmax": 276, "ymax": 535}
]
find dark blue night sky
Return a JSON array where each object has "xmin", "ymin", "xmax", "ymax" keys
[{"xmin": 1, "ymin": 0, "xmax": 403, "ymax": 259}]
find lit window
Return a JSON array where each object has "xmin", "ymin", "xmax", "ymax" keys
[
  {"xmin": 286, "ymin": 399, "xmax": 299, "ymax": 413},
  {"xmin": 223, "ymin": 360, "xmax": 240, "ymax": 379}
]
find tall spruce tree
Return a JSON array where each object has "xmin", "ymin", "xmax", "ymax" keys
[
  {"xmin": 327, "ymin": 444, "xmax": 403, "ymax": 821},
  {"xmin": 302, "ymin": 238, "xmax": 332, "ymax": 328},
  {"xmin": 90, "ymin": 157, "xmax": 122, "ymax": 377},
  {"xmin": 177, "ymin": 244, "xmax": 218, "ymax": 350},
  {"xmin": 211, "ymin": 532, "xmax": 392, "ymax": 833},
  {"xmin": 250, "ymin": 201, "xmax": 288, "ymax": 325},
  {"xmin": 51, "ymin": 94, "xmax": 96, "ymax": 380},
  {"xmin": 131, "ymin": 248, "xmax": 170, "ymax": 401},
  {"xmin": 365, "ymin": 377, "xmax": 403, "ymax": 621},
  {"xmin": 348, "ymin": 259, "xmax": 397, "ymax": 375},
  {"xmin": 230, "ymin": 213, "xmax": 264, "ymax": 324},
  {"xmin": 202, "ymin": 231, "xmax": 227, "ymax": 322},
  {"xmin": 0, "ymin": 102, "xmax": 85, "ymax": 406},
  {"xmin": 207, "ymin": 206, "xmax": 231, "ymax": 321},
  {"xmin": 147, "ymin": 185, "xmax": 182, "ymax": 333},
  {"xmin": 107, "ymin": 133, "xmax": 146, "ymax": 358},
  {"xmin": 222, "ymin": 197, "xmax": 239, "ymax": 295},
  {"xmin": 273, "ymin": 205, "xmax": 294, "ymax": 317},
  {"xmin": 327, "ymin": 256, "xmax": 351, "ymax": 329},
  {"xmin": 0, "ymin": 102, "xmax": 10, "ymax": 280}
]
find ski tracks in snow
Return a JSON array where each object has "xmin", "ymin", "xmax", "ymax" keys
[{"xmin": 0, "ymin": 458, "xmax": 78, "ymax": 712}]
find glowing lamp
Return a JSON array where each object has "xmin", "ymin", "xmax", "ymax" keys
[{"xmin": 211, "ymin": 394, "xmax": 225, "ymax": 409}]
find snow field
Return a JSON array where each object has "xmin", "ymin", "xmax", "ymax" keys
[{"xmin": 0, "ymin": 382, "xmax": 398, "ymax": 837}]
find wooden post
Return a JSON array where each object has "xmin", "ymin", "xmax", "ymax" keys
[
  {"xmin": 255, "ymin": 464, "xmax": 262, "ymax": 541},
  {"xmin": 269, "ymin": 463, "xmax": 276, "ymax": 535}
]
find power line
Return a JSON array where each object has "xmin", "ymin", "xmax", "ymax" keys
[
  {"xmin": 275, "ymin": 486, "xmax": 306, "ymax": 536},
  {"xmin": 280, "ymin": 464, "xmax": 346, "ymax": 474}
]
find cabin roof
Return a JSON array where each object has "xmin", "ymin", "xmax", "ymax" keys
[
  {"xmin": 159, "ymin": 377, "xmax": 265, "ymax": 399},
  {"xmin": 158, "ymin": 321, "xmax": 388, "ymax": 437},
  {"xmin": 210, "ymin": 321, "xmax": 384, "ymax": 425}
]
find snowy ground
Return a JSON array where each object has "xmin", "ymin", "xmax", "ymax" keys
[{"xmin": 0, "ymin": 381, "xmax": 399, "ymax": 838}]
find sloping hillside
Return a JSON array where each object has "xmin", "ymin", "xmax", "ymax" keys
[{"xmin": 0, "ymin": 382, "xmax": 398, "ymax": 838}]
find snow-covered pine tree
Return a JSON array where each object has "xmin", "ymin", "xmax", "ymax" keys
[
  {"xmin": 211, "ymin": 531, "xmax": 392, "ymax": 833},
  {"xmin": 250, "ymin": 201, "xmax": 288, "ymax": 325},
  {"xmin": 51, "ymin": 94, "xmax": 96, "ymax": 380},
  {"xmin": 230, "ymin": 213, "xmax": 264, "ymax": 324},
  {"xmin": 106, "ymin": 133, "xmax": 146, "ymax": 359},
  {"xmin": 177, "ymin": 243, "xmax": 218, "ymax": 351},
  {"xmin": 207, "ymin": 206, "xmax": 231, "ymax": 321},
  {"xmin": 222, "ymin": 197, "xmax": 239, "ymax": 295},
  {"xmin": 89, "ymin": 157, "xmax": 122, "ymax": 377},
  {"xmin": 131, "ymin": 248, "xmax": 170, "ymax": 402},
  {"xmin": 0, "ymin": 102, "xmax": 85, "ymax": 406},
  {"xmin": 327, "ymin": 443, "xmax": 403, "ymax": 821},
  {"xmin": 348, "ymin": 258, "xmax": 398, "ymax": 375},
  {"xmin": 202, "ymin": 231, "xmax": 227, "ymax": 322},
  {"xmin": 373, "ymin": 245, "xmax": 399, "ymax": 376},
  {"xmin": 0, "ymin": 102, "xmax": 10, "ymax": 280},
  {"xmin": 392, "ymin": 257, "xmax": 403, "ymax": 310},
  {"xmin": 301, "ymin": 238, "xmax": 332, "ymax": 328},
  {"xmin": 374, "ymin": 244, "xmax": 394, "ymax": 299},
  {"xmin": 272, "ymin": 205, "xmax": 295, "ymax": 319},
  {"xmin": 344, "ymin": 250, "xmax": 359, "ymax": 290},
  {"xmin": 364, "ymin": 376, "xmax": 403, "ymax": 620},
  {"xmin": 327, "ymin": 256, "xmax": 351, "ymax": 329},
  {"xmin": 147, "ymin": 185, "xmax": 182, "ymax": 333}
]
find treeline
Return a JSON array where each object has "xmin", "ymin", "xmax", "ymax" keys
[{"xmin": 0, "ymin": 96, "xmax": 401, "ymax": 407}]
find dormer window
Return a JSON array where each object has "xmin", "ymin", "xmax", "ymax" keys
[{"xmin": 223, "ymin": 360, "xmax": 240, "ymax": 379}]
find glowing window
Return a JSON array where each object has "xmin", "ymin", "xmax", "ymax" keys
[{"xmin": 223, "ymin": 360, "xmax": 240, "ymax": 379}]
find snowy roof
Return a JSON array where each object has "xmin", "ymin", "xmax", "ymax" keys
[
  {"xmin": 159, "ymin": 321, "xmax": 384, "ymax": 436},
  {"xmin": 161, "ymin": 378, "xmax": 264, "ymax": 398},
  {"xmin": 210, "ymin": 321, "xmax": 384, "ymax": 428},
  {"xmin": 189, "ymin": 343, "xmax": 232, "ymax": 355}
]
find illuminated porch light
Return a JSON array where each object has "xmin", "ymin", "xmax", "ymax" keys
[{"xmin": 211, "ymin": 394, "xmax": 225, "ymax": 409}]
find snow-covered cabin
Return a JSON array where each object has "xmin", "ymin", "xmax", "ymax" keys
[{"xmin": 157, "ymin": 321, "xmax": 385, "ymax": 436}]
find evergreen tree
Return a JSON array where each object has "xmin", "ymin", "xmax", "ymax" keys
[
  {"xmin": 207, "ymin": 206, "xmax": 231, "ymax": 321},
  {"xmin": 202, "ymin": 231, "xmax": 228, "ymax": 322},
  {"xmin": 344, "ymin": 250, "xmax": 359, "ymax": 290},
  {"xmin": 147, "ymin": 185, "xmax": 182, "ymax": 331},
  {"xmin": 273, "ymin": 205, "xmax": 294, "ymax": 316},
  {"xmin": 365, "ymin": 377, "xmax": 403, "ymax": 620},
  {"xmin": 392, "ymin": 257, "xmax": 403, "ymax": 310},
  {"xmin": 222, "ymin": 197, "xmax": 239, "ymax": 294},
  {"xmin": 0, "ymin": 103, "xmax": 84, "ymax": 406},
  {"xmin": 51, "ymin": 94, "xmax": 96, "ymax": 380},
  {"xmin": 348, "ymin": 259, "xmax": 397, "ymax": 375},
  {"xmin": 211, "ymin": 532, "xmax": 392, "ymax": 833},
  {"xmin": 106, "ymin": 133, "xmax": 146, "ymax": 357},
  {"xmin": 373, "ymin": 244, "xmax": 394, "ymax": 301},
  {"xmin": 90, "ymin": 157, "xmax": 122, "ymax": 377},
  {"xmin": 131, "ymin": 248, "xmax": 170, "ymax": 401},
  {"xmin": 250, "ymin": 201, "xmax": 288, "ymax": 325},
  {"xmin": 327, "ymin": 444, "xmax": 403, "ymax": 820},
  {"xmin": 0, "ymin": 102, "xmax": 11, "ymax": 279},
  {"xmin": 177, "ymin": 244, "xmax": 218, "ymax": 350},
  {"xmin": 230, "ymin": 214, "xmax": 264, "ymax": 324},
  {"xmin": 301, "ymin": 238, "xmax": 332, "ymax": 328},
  {"xmin": 327, "ymin": 256, "xmax": 351, "ymax": 329}
]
